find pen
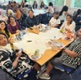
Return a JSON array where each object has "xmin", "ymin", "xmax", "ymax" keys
[{"xmin": 27, "ymin": 40, "xmax": 32, "ymax": 42}]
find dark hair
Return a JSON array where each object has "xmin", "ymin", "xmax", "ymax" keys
[
  {"xmin": 67, "ymin": 14, "xmax": 73, "ymax": 24},
  {"xmin": 28, "ymin": 10, "xmax": 34, "ymax": 13},
  {"xmin": 8, "ymin": 1, "xmax": 11, "ymax": 4},
  {"xmin": 14, "ymin": 1, "xmax": 16, "ymax": 4},
  {"xmin": 40, "ymin": 1, "xmax": 45, "ymax": 8},
  {"xmin": 73, "ymin": 9, "xmax": 81, "ymax": 21},
  {"xmin": 0, "ymin": 20, "xmax": 10, "ymax": 37},
  {"xmin": 59, "ymin": 6, "xmax": 68, "ymax": 16},
  {"xmin": 8, "ymin": 16, "xmax": 16, "ymax": 24},
  {"xmin": 53, "ymin": 12, "xmax": 59, "ymax": 19},
  {"xmin": 49, "ymin": 2, "xmax": 53, "ymax": 7}
]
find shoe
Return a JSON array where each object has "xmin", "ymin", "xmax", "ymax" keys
[{"xmin": 39, "ymin": 73, "xmax": 50, "ymax": 80}]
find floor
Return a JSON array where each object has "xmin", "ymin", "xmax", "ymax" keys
[{"xmin": 39, "ymin": 66, "xmax": 81, "ymax": 80}]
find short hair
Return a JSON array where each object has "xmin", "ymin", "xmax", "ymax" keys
[
  {"xmin": 28, "ymin": 10, "xmax": 34, "ymax": 13},
  {"xmin": 49, "ymin": 2, "xmax": 53, "ymax": 7}
]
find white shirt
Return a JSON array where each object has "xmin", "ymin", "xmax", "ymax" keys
[
  {"xmin": 60, "ymin": 21, "xmax": 75, "ymax": 32},
  {"xmin": 0, "ymin": 44, "xmax": 13, "ymax": 53},
  {"xmin": 48, "ymin": 6, "xmax": 54, "ymax": 14},
  {"xmin": 59, "ymin": 11, "xmax": 67, "ymax": 21},
  {"xmin": 49, "ymin": 17, "xmax": 60, "ymax": 27}
]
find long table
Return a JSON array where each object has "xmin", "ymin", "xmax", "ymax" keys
[{"xmin": 13, "ymin": 28, "xmax": 73, "ymax": 66}]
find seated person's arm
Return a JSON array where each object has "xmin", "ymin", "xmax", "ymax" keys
[
  {"xmin": 63, "ymin": 48, "xmax": 78, "ymax": 58},
  {"xmin": 12, "ymin": 52, "xmax": 22, "ymax": 68},
  {"xmin": 53, "ymin": 24, "xmax": 59, "ymax": 28}
]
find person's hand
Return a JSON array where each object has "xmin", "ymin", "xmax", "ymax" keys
[
  {"xmin": 16, "ymin": 30, "xmax": 20, "ymax": 35},
  {"xmin": 16, "ymin": 52, "xmax": 22, "ymax": 58}
]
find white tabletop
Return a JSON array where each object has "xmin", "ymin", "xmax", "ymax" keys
[
  {"xmin": 13, "ymin": 28, "xmax": 64, "ymax": 56},
  {"xmin": 33, "ymin": 9, "xmax": 46, "ymax": 16}
]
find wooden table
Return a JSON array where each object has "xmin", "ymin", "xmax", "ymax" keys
[
  {"xmin": 13, "ymin": 28, "xmax": 74, "ymax": 66},
  {"xmin": 36, "ymin": 38, "xmax": 73, "ymax": 66}
]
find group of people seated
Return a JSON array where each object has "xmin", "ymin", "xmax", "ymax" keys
[{"xmin": 0, "ymin": 0, "xmax": 81, "ymax": 80}]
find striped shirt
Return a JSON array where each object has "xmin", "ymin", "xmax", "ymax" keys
[{"xmin": 61, "ymin": 38, "xmax": 81, "ymax": 68}]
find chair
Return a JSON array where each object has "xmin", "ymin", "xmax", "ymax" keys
[{"xmin": 54, "ymin": 65, "xmax": 80, "ymax": 80}]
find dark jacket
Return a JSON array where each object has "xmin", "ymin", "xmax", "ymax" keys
[{"xmin": 26, "ymin": 16, "xmax": 38, "ymax": 28}]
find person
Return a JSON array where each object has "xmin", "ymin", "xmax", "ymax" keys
[
  {"xmin": 0, "ymin": 32, "xmax": 41, "ymax": 80},
  {"xmin": 0, "ymin": 20, "xmax": 10, "ymax": 37},
  {"xmin": 15, "ymin": 8, "xmax": 22, "ymax": 21},
  {"xmin": 40, "ymin": 28, "xmax": 81, "ymax": 80},
  {"xmin": 60, "ymin": 14, "xmax": 75, "ymax": 33},
  {"xmin": 7, "ymin": 9, "xmax": 15, "ymax": 16},
  {"xmin": 32, "ymin": 1, "xmax": 38, "ymax": 9},
  {"xmin": 0, "ymin": 32, "xmax": 22, "ymax": 80},
  {"xmin": 7, "ymin": 16, "xmax": 21, "ymax": 34},
  {"xmin": 48, "ymin": 2, "xmax": 54, "ymax": 14},
  {"xmin": 40, "ymin": 1, "xmax": 45, "ymax": 9},
  {"xmin": 25, "ymin": 10, "xmax": 38, "ymax": 28},
  {"xmin": 59, "ymin": 6, "xmax": 68, "ymax": 21},
  {"xmin": 49, "ymin": 12, "xmax": 60, "ymax": 28},
  {"xmin": 73, "ymin": 9, "xmax": 81, "ymax": 25}
]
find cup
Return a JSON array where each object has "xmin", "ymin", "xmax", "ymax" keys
[{"xmin": 51, "ymin": 44, "xmax": 58, "ymax": 51}]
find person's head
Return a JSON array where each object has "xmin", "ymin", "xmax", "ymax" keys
[
  {"xmin": 34, "ymin": 1, "xmax": 37, "ymax": 4},
  {"xmin": 41, "ymin": 1, "xmax": 44, "ymax": 5},
  {"xmin": 8, "ymin": 16, "xmax": 16, "ymax": 24},
  {"xmin": 0, "ymin": 32, "xmax": 8, "ymax": 46},
  {"xmin": 0, "ymin": 20, "xmax": 6, "ymax": 30},
  {"xmin": 0, "ymin": 20, "xmax": 9, "ymax": 37},
  {"xmin": 66, "ymin": 14, "xmax": 73, "ymax": 24},
  {"xmin": 76, "ymin": 9, "xmax": 81, "ymax": 15},
  {"xmin": 49, "ymin": 2, "xmax": 53, "ymax": 7},
  {"xmin": 8, "ymin": 1, "xmax": 11, "ymax": 5},
  {"xmin": 77, "ymin": 28, "xmax": 81, "ymax": 38},
  {"xmin": 53, "ymin": 12, "xmax": 59, "ymax": 19},
  {"xmin": 28, "ymin": 10, "xmax": 34, "ymax": 18},
  {"xmin": 59, "ymin": 6, "xmax": 68, "ymax": 16},
  {"xmin": 7, "ymin": 9, "xmax": 14, "ymax": 16}
]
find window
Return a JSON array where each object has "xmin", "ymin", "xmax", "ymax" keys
[
  {"xmin": 44, "ymin": 0, "xmax": 64, "ymax": 6},
  {"xmin": 72, "ymin": 0, "xmax": 81, "ymax": 8},
  {"xmin": 27, "ymin": 0, "xmax": 35, "ymax": 3}
]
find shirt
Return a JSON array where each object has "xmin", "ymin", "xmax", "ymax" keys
[
  {"xmin": 26, "ymin": 16, "xmax": 38, "ymax": 28},
  {"xmin": 0, "ymin": 44, "xmax": 16, "ymax": 72},
  {"xmin": 59, "ymin": 11, "xmax": 67, "ymax": 21},
  {"xmin": 7, "ymin": 22, "xmax": 21, "ymax": 34},
  {"xmin": 0, "ymin": 44, "xmax": 32, "ymax": 78},
  {"xmin": 60, "ymin": 21, "xmax": 75, "ymax": 32},
  {"xmin": 48, "ymin": 6, "xmax": 54, "ymax": 14},
  {"xmin": 61, "ymin": 38, "xmax": 81, "ymax": 68},
  {"xmin": 49, "ymin": 17, "xmax": 60, "ymax": 27}
]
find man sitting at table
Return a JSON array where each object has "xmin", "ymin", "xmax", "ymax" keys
[
  {"xmin": 25, "ymin": 10, "xmax": 38, "ymax": 28},
  {"xmin": 40, "ymin": 28, "xmax": 81, "ymax": 80}
]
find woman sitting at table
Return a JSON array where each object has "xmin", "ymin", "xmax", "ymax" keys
[
  {"xmin": 26, "ymin": 10, "xmax": 38, "ymax": 28},
  {"xmin": 59, "ymin": 6, "xmax": 68, "ymax": 22},
  {"xmin": 48, "ymin": 2, "xmax": 54, "ymax": 14},
  {"xmin": 60, "ymin": 14, "xmax": 75, "ymax": 33},
  {"xmin": 7, "ymin": 16, "xmax": 21, "ymax": 34},
  {"xmin": 40, "ymin": 1, "xmax": 45, "ymax": 9},
  {"xmin": 0, "ymin": 20, "xmax": 10, "ymax": 37},
  {"xmin": 49, "ymin": 12, "xmax": 60, "ymax": 28},
  {"xmin": 0, "ymin": 32, "xmax": 41, "ymax": 80},
  {"xmin": 32, "ymin": 1, "xmax": 38, "ymax": 9}
]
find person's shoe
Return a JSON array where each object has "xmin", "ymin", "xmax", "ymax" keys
[{"xmin": 39, "ymin": 73, "xmax": 50, "ymax": 80}]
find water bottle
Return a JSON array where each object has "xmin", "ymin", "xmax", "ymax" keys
[
  {"xmin": 52, "ymin": 36, "xmax": 57, "ymax": 51},
  {"xmin": 54, "ymin": 36, "xmax": 57, "ymax": 44}
]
